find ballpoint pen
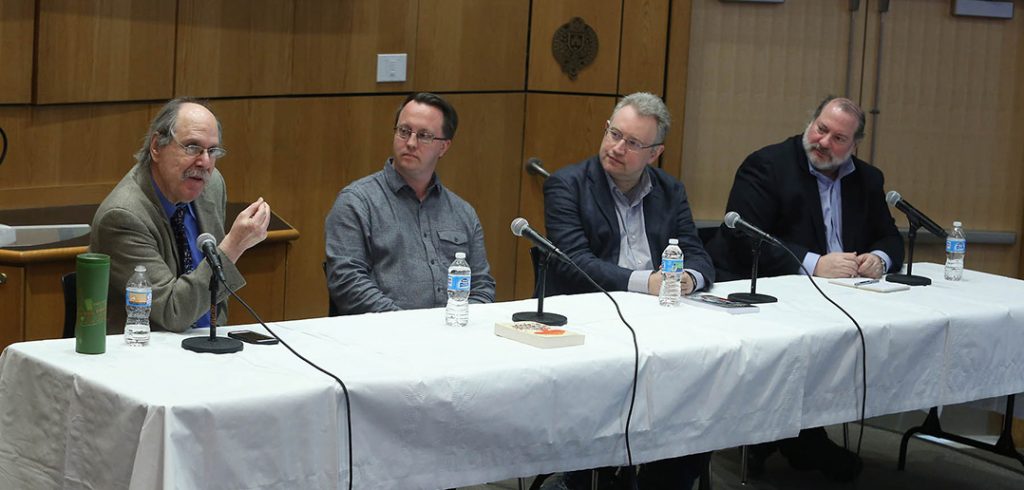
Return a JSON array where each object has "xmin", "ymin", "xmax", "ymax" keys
[{"xmin": 855, "ymin": 279, "xmax": 879, "ymax": 286}]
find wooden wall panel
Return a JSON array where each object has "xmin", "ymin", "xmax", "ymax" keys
[
  {"xmin": 291, "ymin": 0, "xmax": 418, "ymax": 94},
  {"xmin": 678, "ymin": 0, "xmax": 861, "ymax": 222},
  {"xmin": 0, "ymin": 0, "xmax": 34, "ymax": 103},
  {"xmin": 662, "ymin": 0, "xmax": 691, "ymax": 181},
  {"xmin": 528, "ymin": 0, "xmax": 622, "ymax": 94},
  {"xmin": 861, "ymin": 0, "xmax": 1024, "ymax": 277},
  {"xmin": 23, "ymin": 262, "xmax": 68, "ymax": 341},
  {"xmin": 177, "ymin": 0, "xmax": 298, "ymax": 98},
  {"xmin": 619, "ymin": 0, "xmax": 670, "ymax": 96},
  {"xmin": 514, "ymin": 93, "xmax": 616, "ymax": 298},
  {"xmin": 416, "ymin": 0, "xmax": 529, "ymax": 91},
  {"xmin": 0, "ymin": 104, "xmax": 156, "ymax": 210},
  {"xmin": 36, "ymin": 0, "xmax": 175, "ymax": 104},
  {"xmin": 0, "ymin": 266, "xmax": 25, "ymax": 347}
]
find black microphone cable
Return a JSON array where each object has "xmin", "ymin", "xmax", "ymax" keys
[
  {"xmin": 222, "ymin": 285, "xmax": 356, "ymax": 490},
  {"xmin": 561, "ymin": 260, "xmax": 642, "ymax": 473},
  {"xmin": 0, "ymin": 126, "xmax": 7, "ymax": 166}
]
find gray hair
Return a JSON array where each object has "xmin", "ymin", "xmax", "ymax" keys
[
  {"xmin": 134, "ymin": 97, "xmax": 222, "ymax": 166},
  {"xmin": 612, "ymin": 92, "xmax": 671, "ymax": 144},
  {"xmin": 812, "ymin": 95, "xmax": 866, "ymax": 141}
]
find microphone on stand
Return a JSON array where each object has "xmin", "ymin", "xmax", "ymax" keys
[
  {"xmin": 885, "ymin": 190, "xmax": 943, "ymax": 286},
  {"xmin": 510, "ymin": 218, "xmax": 568, "ymax": 326},
  {"xmin": 181, "ymin": 233, "xmax": 243, "ymax": 354},
  {"xmin": 524, "ymin": 157, "xmax": 550, "ymax": 178},
  {"xmin": 724, "ymin": 212, "xmax": 779, "ymax": 304}
]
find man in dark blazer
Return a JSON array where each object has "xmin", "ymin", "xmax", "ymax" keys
[
  {"xmin": 543, "ymin": 92, "xmax": 713, "ymax": 490},
  {"xmin": 708, "ymin": 96, "xmax": 904, "ymax": 481},
  {"xmin": 709, "ymin": 96, "xmax": 903, "ymax": 282},
  {"xmin": 544, "ymin": 93, "xmax": 714, "ymax": 299}
]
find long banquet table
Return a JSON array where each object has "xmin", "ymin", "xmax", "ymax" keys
[{"xmin": 1, "ymin": 263, "xmax": 1022, "ymax": 489}]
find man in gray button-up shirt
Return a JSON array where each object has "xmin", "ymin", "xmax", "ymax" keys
[{"xmin": 325, "ymin": 93, "xmax": 495, "ymax": 315}]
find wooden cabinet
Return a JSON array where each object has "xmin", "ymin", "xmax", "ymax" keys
[{"xmin": 0, "ymin": 205, "xmax": 297, "ymax": 351}]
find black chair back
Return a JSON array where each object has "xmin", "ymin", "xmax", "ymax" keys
[{"xmin": 61, "ymin": 272, "xmax": 76, "ymax": 339}]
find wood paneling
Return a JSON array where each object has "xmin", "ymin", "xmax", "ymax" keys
[
  {"xmin": 229, "ymin": 241, "xmax": 289, "ymax": 324},
  {"xmin": 0, "ymin": 104, "xmax": 154, "ymax": 209},
  {"xmin": 662, "ymin": 0, "xmax": 692, "ymax": 181},
  {"xmin": 528, "ymin": 0, "xmax": 622, "ymax": 94},
  {"xmin": 178, "ymin": 0, "xmax": 417, "ymax": 97},
  {"xmin": 36, "ymin": 0, "xmax": 175, "ymax": 104},
  {"xmin": 291, "ymin": 0, "xmax": 417, "ymax": 94},
  {"xmin": 861, "ymin": 0, "xmax": 1024, "ymax": 277},
  {"xmin": 514, "ymin": 93, "xmax": 616, "ymax": 298},
  {"xmin": 0, "ymin": 266, "xmax": 25, "ymax": 348},
  {"xmin": 176, "ymin": 0, "xmax": 298, "ymax": 97},
  {"xmin": 416, "ymin": 0, "xmax": 529, "ymax": 92},
  {"xmin": 619, "ymin": 0, "xmax": 670, "ymax": 96},
  {"xmin": 678, "ymin": 0, "xmax": 864, "ymax": 222},
  {"xmin": 0, "ymin": 0, "xmax": 33, "ymax": 103},
  {"xmin": 23, "ymin": 262, "xmax": 69, "ymax": 341}
]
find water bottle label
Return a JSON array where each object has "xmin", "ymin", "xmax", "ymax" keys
[
  {"xmin": 126, "ymin": 288, "xmax": 152, "ymax": 307},
  {"xmin": 945, "ymin": 238, "xmax": 966, "ymax": 254},
  {"xmin": 447, "ymin": 274, "xmax": 470, "ymax": 291},
  {"xmin": 662, "ymin": 258, "xmax": 684, "ymax": 273}
]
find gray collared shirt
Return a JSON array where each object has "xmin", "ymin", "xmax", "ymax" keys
[
  {"xmin": 605, "ymin": 171, "xmax": 706, "ymax": 293},
  {"xmin": 325, "ymin": 159, "xmax": 496, "ymax": 315}
]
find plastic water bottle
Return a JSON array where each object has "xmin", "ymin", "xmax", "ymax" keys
[
  {"xmin": 659, "ymin": 239, "xmax": 684, "ymax": 307},
  {"xmin": 445, "ymin": 252, "xmax": 471, "ymax": 327},
  {"xmin": 944, "ymin": 221, "xmax": 966, "ymax": 281},
  {"xmin": 124, "ymin": 265, "xmax": 152, "ymax": 346}
]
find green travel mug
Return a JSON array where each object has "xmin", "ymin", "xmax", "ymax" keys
[{"xmin": 75, "ymin": 253, "xmax": 110, "ymax": 354}]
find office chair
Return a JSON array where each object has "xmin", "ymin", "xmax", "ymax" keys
[{"xmin": 61, "ymin": 272, "xmax": 76, "ymax": 339}]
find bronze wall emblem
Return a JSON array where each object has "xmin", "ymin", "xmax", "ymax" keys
[{"xmin": 551, "ymin": 17, "xmax": 598, "ymax": 81}]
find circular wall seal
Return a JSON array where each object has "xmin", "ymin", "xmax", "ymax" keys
[{"xmin": 551, "ymin": 17, "xmax": 598, "ymax": 81}]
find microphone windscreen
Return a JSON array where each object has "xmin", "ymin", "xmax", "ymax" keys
[
  {"xmin": 885, "ymin": 190, "xmax": 902, "ymax": 206},
  {"xmin": 724, "ymin": 211, "xmax": 740, "ymax": 229},
  {"xmin": 510, "ymin": 217, "xmax": 529, "ymax": 237},
  {"xmin": 196, "ymin": 232, "xmax": 217, "ymax": 249}
]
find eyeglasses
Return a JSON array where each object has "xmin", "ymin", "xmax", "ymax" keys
[
  {"xmin": 605, "ymin": 125, "xmax": 661, "ymax": 153},
  {"xmin": 394, "ymin": 126, "xmax": 450, "ymax": 145},
  {"xmin": 176, "ymin": 139, "xmax": 227, "ymax": 159}
]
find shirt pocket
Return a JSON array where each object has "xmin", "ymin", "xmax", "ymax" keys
[{"xmin": 437, "ymin": 229, "xmax": 469, "ymax": 262}]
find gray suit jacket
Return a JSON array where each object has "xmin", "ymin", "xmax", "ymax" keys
[{"xmin": 90, "ymin": 161, "xmax": 244, "ymax": 333}]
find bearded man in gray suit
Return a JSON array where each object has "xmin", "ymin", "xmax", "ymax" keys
[{"xmin": 91, "ymin": 97, "xmax": 270, "ymax": 333}]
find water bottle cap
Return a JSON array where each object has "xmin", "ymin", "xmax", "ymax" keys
[
  {"xmin": 134, "ymin": 265, "xmax": 146, "ymax": 272},
  {"xmin": 668, "ymin": 238, "xmax": 679, "ymax": 245},
  {"xmin": 455, "ymin": 252, "xmax": 466, "ymax": 259},
  {"xmin": 952, "ymin": 221, "xmax": 962, "ymax": 227}
]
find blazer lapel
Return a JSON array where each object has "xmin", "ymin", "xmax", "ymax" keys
[{"xmin": 586, "ymin": 158, "xmax": 620, "ymax": 241}]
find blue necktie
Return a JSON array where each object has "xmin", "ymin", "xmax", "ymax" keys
[{"xmin": 171, "ymin": 205, "xmax": 194, "ymax": 275}]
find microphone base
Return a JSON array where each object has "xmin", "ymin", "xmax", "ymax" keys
[
  {"xmin": 512, "ymin": 311, "xmax": 568, "ymax": 326},
  {"xmin": 728, "ymin": 292, "xmax": 778, "ymax": 304},
  {"xmin": 182, "ymin": 335, "xmax": 244, "ymax": 354},
  {"xmin": 886, "ymin": 273, "xmax": 931, "ymax": 286}
]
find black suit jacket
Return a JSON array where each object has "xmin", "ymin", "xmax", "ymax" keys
[
  {"xmin": 543, "ymin": 156, "xmax": 715, "ymax": 295},
  {"xmin": 708, "ymin": 135, "xmax": 904, "ymax": 279}
]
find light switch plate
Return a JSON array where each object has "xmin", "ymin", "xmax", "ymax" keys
[{"xmin": 376, "ymin": 54, "xmax": 407, "ymax": 83}]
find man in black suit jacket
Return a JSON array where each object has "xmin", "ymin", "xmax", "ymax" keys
[
  {"xmin": 710, "ymin": 96, "xmax": 903, "ymax": 281},
  {"xmin": 543, "ymin": 92, "xmax": 713, "ymax": 490},
  {"xmin": 709, "ymin": 96, "xmax": 904, "ymax": 481},
  {"xmin": 544, "ymin": 96, "xmax": 714, "ymax": 299}
]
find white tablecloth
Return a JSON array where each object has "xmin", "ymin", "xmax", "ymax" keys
[{"xmin": 0, "ymin": 263, "xmax": 1021, "ymax": 489}]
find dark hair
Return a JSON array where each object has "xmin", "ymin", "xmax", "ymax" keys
[
  {"xmin": 394, "ymin": 92, "xmax": 458, "ymax": 139},
  {"xmin": 812, "ymin": 95, "xmax": 865, "ymax": 141},
  {"xmin": 134, "ymin": 97, "xmax": 222, "ymax": 166}
]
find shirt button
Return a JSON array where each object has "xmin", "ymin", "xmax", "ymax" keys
[{"xmin": 430, "ymin": 260, "xmax": 436, "ymax": 265}]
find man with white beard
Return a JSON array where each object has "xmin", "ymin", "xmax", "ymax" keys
[{"xmin": 706, "ymin": 96, "xmax": 904, "ymax": 481}]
